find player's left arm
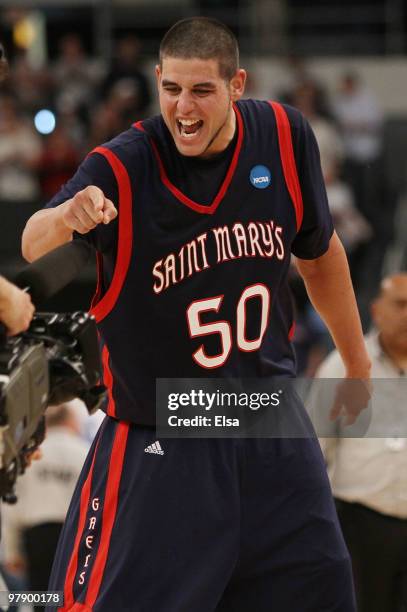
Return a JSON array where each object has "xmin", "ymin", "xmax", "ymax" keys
[
  {"xmin": 295, "ymin": 231, "xmax": 371, "ymax": 380},
  {"xmin": 286, "ymin": 107, "xmax": 371, "ymax": 380}
]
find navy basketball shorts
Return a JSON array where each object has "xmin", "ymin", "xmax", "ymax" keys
[{"xmin": 49, "ymin": 416, "xmax": 356, "ymax": 612}]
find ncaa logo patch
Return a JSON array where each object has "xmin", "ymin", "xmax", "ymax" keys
[{"xmin": 250, "ymin": 165, "xmax": 271, "ymax": 189}]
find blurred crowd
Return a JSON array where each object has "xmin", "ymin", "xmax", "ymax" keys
[
  {"xmin": 0, "ymin": 33, "xmax": 405, "ymax": 374},
  {"xmin": 0, "ymin": 33, "xmax": 152, "ymax": 205}
]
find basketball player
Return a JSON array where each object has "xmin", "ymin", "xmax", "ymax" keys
[{"xmin": 22, "ymin": 18, "xmax": 371, "ymax": 612}]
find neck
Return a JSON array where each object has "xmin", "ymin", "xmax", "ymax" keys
[{"xmin": 201, "ymin": 103, "xmax": 236, "ymax": 158}]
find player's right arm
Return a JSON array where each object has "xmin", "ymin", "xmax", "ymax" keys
[{"xmin": 22, "ymin": 186, "xmax": 117, "ymax": 262}]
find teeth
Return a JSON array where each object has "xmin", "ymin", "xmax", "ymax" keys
[
  {"xmin": 176, "ymin": 118, "xmax": 203, "ymax": 139},
  {"xmin": 178, "ymin": 119, "xmax": 200, "ymax": 126}
]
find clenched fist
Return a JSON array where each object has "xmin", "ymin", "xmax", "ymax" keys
[{"xmin": 62, "ymin": 186, "xmax": 118, "ymax": 234}]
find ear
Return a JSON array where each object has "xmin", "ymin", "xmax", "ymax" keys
[
  {"xmin": 229, "ymin": 69, "xmax": 247, "ymax": 101},
  {"xmin": 155, "ymin": 64, "xmax": 162, "ymax": 89}
]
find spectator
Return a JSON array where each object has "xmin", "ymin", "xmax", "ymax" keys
[
  {"xmin": 9, "ymin": 52, "xmax": 53, "ymax": 113},
  {"xmin": 290, "ymin": 81, "xmax": 371, "ymax": 368},
  {"xmin": 100, "ymin": 35, "xmax": 151, "ymax": 119},
  {"xmin": 293, "ymin": 79, "xmax": 372, "ymax": 261},
  {"xmin": 313, "ymin": 273, "xmax": 407, "ymax": 612},
  {"xmin": 324, "ymin": 159, "xmax": 372, "ymax": 256},
  {"xmin": 86, "ymin": 98, "xmax": 124, "ymax": 151},
  {"xmin": 2, "ymin": 404, "xmax": 88, "ymax": 605},
  {"xmin": 57, "ymin": 97, "xmax": 87, "ymax": 153},
  {"xmin": 292, "ymin": 80, "xmax": 344, "ymax": 179},
  {"xmin": 106, "ymin": 78, "xmax": 146, "ymax": 132},
  {"xmin": 52, "ymin": 33, "xmax": 104, "ymax": 119},
  {"xmin": 0, "ymin": 94, "xmax": 42, "ymax": 202},
  {"xmin": 333, "ymin": 71, "xmax": 383, "ymax": 205},
  {"xmin": 277, "ymin": 56, "xmax": 332, "ymax": 120}
]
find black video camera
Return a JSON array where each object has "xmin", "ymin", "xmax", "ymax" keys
[{"xmin": 0, "ymin": 311, "xmax": 106, "ymax": 503}]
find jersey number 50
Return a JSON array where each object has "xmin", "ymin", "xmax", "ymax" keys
[{"xmin": 186, "ymin": 283, "xmax": 270, "ymax": 369}]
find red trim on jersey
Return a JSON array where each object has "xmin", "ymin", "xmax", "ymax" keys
[
  {"xmin": 288, "ymin": 321, "xmax": 296, "ymax": 341},
  {"xmin": 132, "ymin": 104, "xmax": 244, "ymax": 215},
  {"xmin": 268, "ymin": 101, "xmax": 304, "ymax": 231},
  {"xmin": 133, "ymin": 120, "xmax": 144, "ymax": 132},
  {"xmin": 84, "ymin": 422, "xmax": 129, "ymax": 609},
  {"xmin": 88, "ymin": 146, "xmax": 133, "ymax": 323},
  {"xmin": 90, "ymin": 251, "xmax": 103, "ymax": 311},
  {"xmin": 61, "ymin": 439, "xmax": 100, "ymax": 611},
  {"xmin": 101, "ymin": 345, "xmax": 117, "ymax": 418}
]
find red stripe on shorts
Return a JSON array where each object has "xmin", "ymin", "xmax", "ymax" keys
[
  {"xmin": 268, "ymin": 101, "xmax": 304, "ymax": 231},
  {"xmin": 60, "ymin": 439, "xmax": 100, "ymax": 611},
  {"xmin": 84, "ymin": 422, "xmax": 130, "ymax": 609},
  {"xmin": 64, "ymin": 604, "xmax": 92, "ymax": 612}
]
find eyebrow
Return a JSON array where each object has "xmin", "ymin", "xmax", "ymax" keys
[{"xmin": 161, "ymin": 79, "xmax": 216, "ymax": 89}]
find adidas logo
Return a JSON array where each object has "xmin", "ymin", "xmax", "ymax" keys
[{"xmin": 144, "ymin": 441, "xmax": 164, "ymax": 455}]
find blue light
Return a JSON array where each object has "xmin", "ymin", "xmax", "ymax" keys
[{"xmin": 34, "ymin": 109, "xmax": 56, "ymax": 135}]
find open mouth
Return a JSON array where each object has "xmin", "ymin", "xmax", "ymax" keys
[{"xmin": 176, "ymin": 119, "xmax": 204, "ymax": 139}]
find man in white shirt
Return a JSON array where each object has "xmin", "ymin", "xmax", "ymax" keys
[{"xmin": 314, "ymin": 273, "xmax": 407, "ymax": 612}]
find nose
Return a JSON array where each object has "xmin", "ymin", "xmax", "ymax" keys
[{"xmin": 176, "ymin": 90, "xmax": 195, "ymax": 115}]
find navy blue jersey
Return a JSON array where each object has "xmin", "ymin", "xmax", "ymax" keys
[{"xmin": 46, "ymin": 99, "xmax": 333, "ymax": 424}]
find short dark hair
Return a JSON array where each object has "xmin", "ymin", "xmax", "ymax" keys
[{"xmin": 159, "ymin": 17, "xmax": 239, "ymax": 81}]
